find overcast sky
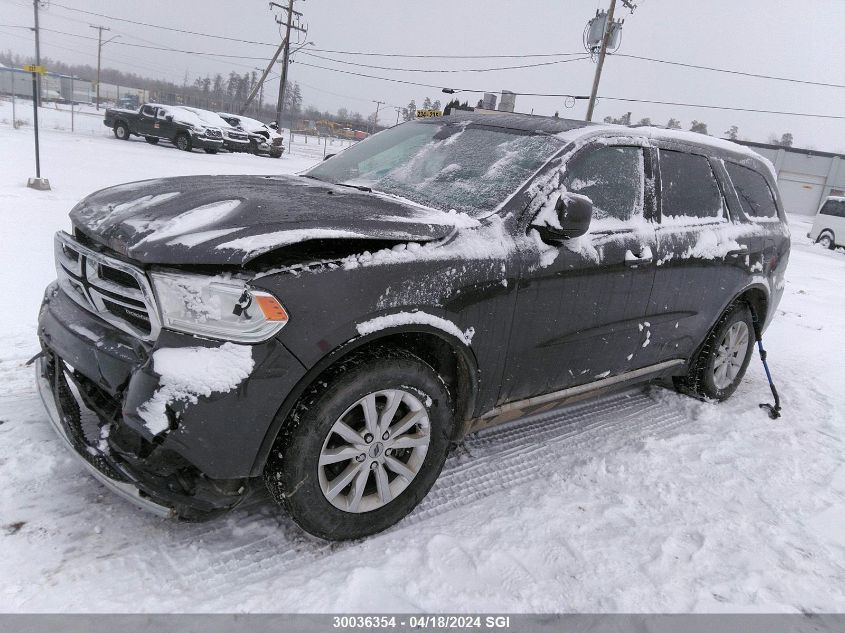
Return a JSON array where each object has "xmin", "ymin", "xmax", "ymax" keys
[{"xmin": 2, "ymin": 0, "xmax": 844, "ymax": 151}]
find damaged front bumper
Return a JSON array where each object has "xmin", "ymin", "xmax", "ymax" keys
[
  {"xmin": 36, "ymin": 282, "xmax": 307, "ymax": 520},
  {"xmin": 35, "ymin": 355, "xmax": 175, "ymax": 519}
]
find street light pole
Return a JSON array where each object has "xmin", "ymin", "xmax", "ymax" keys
[
  {"xmin": 32, "ymin": 0, "xmax": 42, "ymax": 106},
  {"xmin": 90, "ymin": 25, "xmax": 112, "ymax": 111},
  {"xmin": 371, "ymin": 100, "xmax": 384, "ymax": 134}
]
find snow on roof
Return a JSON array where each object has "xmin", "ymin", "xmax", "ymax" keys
[{"xmin": 553, "ymin": 123, "xmax": 777, "ymax": 180}]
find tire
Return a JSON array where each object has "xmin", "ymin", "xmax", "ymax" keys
[
  {"xmin": 676, "ymin": 302, "xmax": 756, "ymax": 401},
  {"xmin": 203, "ymin": 148, "xmax": 218, "ymax": 154},
  {"xmin": 113, "ymin": 122, "xmax": 130, "ymax": 140},
  {"xmin": 817, "ymin": 231, "xmax": 835, "ymax": 250},
  {"xmin": 175, "ymin": 133, "xmax": 192, "ymax": 152},
  {"xmin": 264, "ymin": 348, "xmax": 454, "ymax": 541},
  {"xmin": 144, "ymin": 136, "xmax": 159, "ymax": 145},
  {"xmin": 270, "ymin": 151, "xmax": 283, "ymax": 159}
]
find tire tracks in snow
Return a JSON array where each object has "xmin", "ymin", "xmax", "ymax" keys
[
  {"xmin": 79, "ymin": 386, "xmax": 695, "ymax": 598},
  {"xmin": 2, "ymin": 353, "xmax": 697, "ymax": 606}
]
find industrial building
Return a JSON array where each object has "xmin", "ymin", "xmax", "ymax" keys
[
  {"xmin": 0, "ymin": 65, "xmax": 149, "ymax": 105},
  {"xmin": 732, "ymin": 141, "xmax": 844, "ymax": 216}
]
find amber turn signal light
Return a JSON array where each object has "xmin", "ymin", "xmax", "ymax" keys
[{"xmin": 255, "ymin": 294, "xmax": 289, "ymax": 322}]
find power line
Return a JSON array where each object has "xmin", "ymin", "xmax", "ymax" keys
[
  {"xmin": 296, "ymin": 60, "xmax": 845, "ymax": 120},
  {"xmin": 47, "ymin": 1, "xmax": 278, "ymax": 46},
  {"xmin": 611, "ymin": 53, "xmax": 845, "ymax": 90},
  {"xmin": 298, "ymin": 51, "xmax": 592, "ymax": 73},
  {"xmin": 598, "ymin": 96, "xmax": 845, "ymax": 120},
  {"xmin": 34, "ymin": 26, "xmax": 275, "ymax": 59},
  {"xmin": 308, "ymin": 47, "xmax": 587, "ymax": 59},
  {"xmin": 11, "ymin": 1, "xmax": 845, "ymax": 89}
]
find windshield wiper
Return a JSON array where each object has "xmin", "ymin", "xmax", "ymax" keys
[{"xmin": 335, "ymin": 182, "xmax": 372, "ymax": 193}]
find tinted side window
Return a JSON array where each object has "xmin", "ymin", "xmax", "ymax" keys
[
  {"xmin": 820, "ymin": 200, "xmax": 845, "ymax": 217},
  {"xmin": 726, "ymin": 163, "xmax": 777, "ymax": 218},
  {"xmin": 659, "ymin": 150, "xmax": 724, "ymax": 220},
  {"xmin": 562, "ymin": 146, "xmax": 644, "ymax": 222},
  {"xmin": 141, "ymin": 105, "xmax": 156, "ymax": 117}
]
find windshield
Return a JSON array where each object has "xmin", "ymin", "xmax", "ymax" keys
[
  {"xmin": 179, "ymin": 108, "xmax": 232, "ymax": 129},
  {"xmin": 304, "ymin": 121, "xmax": 563, "ymax": 216}
]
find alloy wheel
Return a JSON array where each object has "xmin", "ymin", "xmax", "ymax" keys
[
  {"xmin": 712, "ymin": 321, "xmax": 750, "ymax": 390},
  {"xmin": 318, "ymin": 389, "xmax": 431, "ymax": 513}
]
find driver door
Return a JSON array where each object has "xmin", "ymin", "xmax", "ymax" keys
[
  {"xmin": 499, "ymin": 142, "xmax": 659, "ymax": 404},
  {"xmin": 152, "ymin": 106, "xmax": 175, "ymax": 139}
]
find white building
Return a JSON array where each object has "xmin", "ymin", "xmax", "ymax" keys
[{"xmin": 736, "ymin": 140, "xmax": 845, "ymax": 216}]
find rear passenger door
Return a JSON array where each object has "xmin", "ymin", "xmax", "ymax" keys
[{"xmin": 644, "ymin": 147, "xmax": 756, "ymax": 366}]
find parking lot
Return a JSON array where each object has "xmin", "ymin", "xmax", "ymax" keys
[{"xmin": 1, "ymin": 112, "xmax": 844, "ymax": 612}]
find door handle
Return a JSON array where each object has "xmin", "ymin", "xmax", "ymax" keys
[{"xmin": 625, "ymin": 245, "xmax": 653, "ymax": 267}]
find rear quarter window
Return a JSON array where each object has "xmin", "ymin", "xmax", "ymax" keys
[
  {"xmin": 659, "ymin": 150, "xmax": 725, "ymax": 222},
  {"xmin": 725, "ymin": 162, "xmax": 778, "ymax": 220}
]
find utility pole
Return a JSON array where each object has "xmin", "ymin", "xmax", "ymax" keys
[
  {"xmin": 394, "ymin": 107, "xmax": 401, "ymax": 126},
  {"xmin": 240, "ymin": 44, "xmax": 286, "ymax": 115},
  {"xmin": 271, "ymin": 0, "xmax": 306, "ymax": 127},
  {"xmin": 585, "ymin": 0, "xmax": 616, "ymax": 122},
  {"xmin": 90, "ymin": 25, "xmax": 111, "ymax": 111},
  {"xmin": 32, "ymin": 0, "xmax": 42, "ymax": 106},
  {"xmin": 371, "ymin": 100, "xmax": 384, "ymax": 133}
]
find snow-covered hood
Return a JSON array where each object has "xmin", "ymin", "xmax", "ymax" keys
[{"xmin": 70, "ymin": 175, "xmax": 462, "ymax": 266}]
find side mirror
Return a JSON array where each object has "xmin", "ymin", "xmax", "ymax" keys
[
  {"xmin": 166, "ymin": 115, "xmax": 173, "ymax": 122},
  {"xmin": 323, "ymin": 153, "xmax": 336, "ymax": 161},
  {"xmin": 533, "ymin": 193, "xmax": 592, "ymax": 241}
]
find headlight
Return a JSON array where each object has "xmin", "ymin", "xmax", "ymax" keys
[{"xmin": 150, "ymin": 271, "xmax": 288, "ymax": 343}]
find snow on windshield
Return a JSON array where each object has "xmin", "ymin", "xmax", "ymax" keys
[
  {"xmin": 306, "ymin": 122, "xmax": 562, "ymax": 216},
  {"xmin": 177, "ymin": 107, "xmax": 232, "ymax": 129}
]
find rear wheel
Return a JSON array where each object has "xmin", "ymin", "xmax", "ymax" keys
[
  {"xmin": 175, "ymin": 133, "xmax": 192, "ymax": 152},
  {"xmin": 113, "ymin": 122, "xmax": 130, "ymax": 140},
  {"xmin": 676, "ymin": 302, "xmax": 756, "ymax": 401},
  {"xmin": 144, "ymin": 136, "xmax": 159, "ymax": 145},
  {"xmin": 817, "ymin": 231, "xmax": 835, "ymax": 250},
  {"xmin": 264, "ymin": 349, "xmax": 454, "ymax": 541}
]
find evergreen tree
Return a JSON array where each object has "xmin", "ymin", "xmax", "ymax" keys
[{"xmin": 689, "ymin": 120, "xmax": 708, "ymax": 134}]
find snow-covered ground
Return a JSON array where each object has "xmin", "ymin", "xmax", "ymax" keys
[{"xmin": 1, "ymin": 106, "xmax": 844, "ymax": 613}]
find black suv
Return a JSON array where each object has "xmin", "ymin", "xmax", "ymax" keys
[{"xmin": 36, "ymin": 112, "xmax": 790, "ymax": 540}]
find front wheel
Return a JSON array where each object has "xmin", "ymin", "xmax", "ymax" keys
[
  {"xmin": 676, "ymin": 303, "xmax": 756, "ymax": 401},
  {"xmin": 264, "ymin": 349, "xmax": 454, "ymax": 540}
]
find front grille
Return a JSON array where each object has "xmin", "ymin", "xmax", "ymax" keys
[
  {"xmin": 227, "ymin": 131, "xmax": 249, "ymax": 141},
  {"xmin": 54, "ymin": 231, "xmax": 161, "ymax": 341},
  {"xmin": 204, "ymin": 128, "xmax": 223, "ymax": 139}
]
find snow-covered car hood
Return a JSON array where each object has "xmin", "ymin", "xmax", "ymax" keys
[{"xmin": 69, "ymin": 175, "xmax": 462, "ymax": 265}]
